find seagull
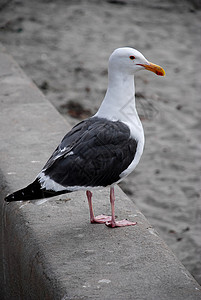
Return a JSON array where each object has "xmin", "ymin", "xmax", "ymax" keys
[{"xmin": 5, "ymin": 47, "xmax": 165, "ymax": 228}]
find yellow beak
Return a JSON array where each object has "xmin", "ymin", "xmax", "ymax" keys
[{"xmin": 139, "ymin": 62, "xmax": 166, "ymax": 76}]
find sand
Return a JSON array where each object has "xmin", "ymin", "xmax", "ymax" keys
[{"xmin": 0, "ymin": 0, "xmax": 200, "ymax": 284}]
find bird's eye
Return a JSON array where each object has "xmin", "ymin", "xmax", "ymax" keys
[{"xmin": 129, "ymin": 56, "xmax": 135, "ymax": 60}]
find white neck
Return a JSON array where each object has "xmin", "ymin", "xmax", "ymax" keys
[
  {"xmin": 95, "ymin": 66, "xmax": 145, "ymax": 169},
  {"xmin": 95, "ymin": 69, "xmax": 142, "ymax": 132}
]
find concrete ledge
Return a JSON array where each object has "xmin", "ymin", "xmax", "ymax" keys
[{"xmin": 0, "ymin": 45, "xmax": 201, "ymax": 300}]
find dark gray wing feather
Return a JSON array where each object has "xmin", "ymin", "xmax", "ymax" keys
[{"xmin": 41, "ymin": 117, "xmax": 137, "ymax": 188}]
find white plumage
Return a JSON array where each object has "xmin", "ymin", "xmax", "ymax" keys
[{"xmin": 5, "ymin": 47, "xmax": 165, "ymax": 228}]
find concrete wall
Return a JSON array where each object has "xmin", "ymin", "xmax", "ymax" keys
[{"xmin": 0, "ymin": 44, "xmax": 201, "ymax": 299}]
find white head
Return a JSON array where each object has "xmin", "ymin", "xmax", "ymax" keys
[{"xmin": 109, "ymin": 47, "xmax": 165, "ymax": 76}]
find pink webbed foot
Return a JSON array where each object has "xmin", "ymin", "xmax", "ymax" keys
[
  {"xmin": 86, "ymin": 189, "xmax": 137, "ymax": 228},
  {"xmin": 105, "ymin": 219, "xmax": 137, "ymax": 228},
  {"xmin": 90, "ymin": 214, "xmax": 112, "ymax": 224}
]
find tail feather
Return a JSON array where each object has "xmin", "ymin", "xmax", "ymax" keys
[{"xmin": 4, "ymin": 178, "xmax": 68, "ymax": 202}]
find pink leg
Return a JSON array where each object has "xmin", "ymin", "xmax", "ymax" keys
[
  {"xmin": 105, "ymin": 187, "xmax": 137, "ymax": 228},
  {"xmin": 86, "ymin": 190, "xmax": 111, "ymax": 224}
]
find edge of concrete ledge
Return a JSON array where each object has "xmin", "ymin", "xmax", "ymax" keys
[{"xmin": 0, "ymin": 44, "xmax": 201, "ymax": 300}]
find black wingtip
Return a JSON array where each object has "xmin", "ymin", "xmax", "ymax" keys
[
  {"xmin": 4, "ymin": 179, "xmax": 44, "ymax": 202},
  {"xmin": 4, "ymin": 193, "xmax": 16, "ymax": 202},
  {"xmin": 4, "ymin": 178, "xmax": 69, "ymax": 202}
]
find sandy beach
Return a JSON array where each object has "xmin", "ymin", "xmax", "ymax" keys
[{"xmin": 0, "ymin": 0, "xmax": 200, "ymax": 284}]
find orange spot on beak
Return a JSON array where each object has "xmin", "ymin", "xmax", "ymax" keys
[{"xmin": 139, "ymin": 62, "xmax": 165, "ymax": 76}]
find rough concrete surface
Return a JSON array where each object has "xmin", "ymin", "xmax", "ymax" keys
[
  {"xmin": 0, "ymin": 46, "xmax": 201, "ymax": 299},
  {"xmin": 1, "ymin": 0, "xmax": 201, "ymax": 284}
]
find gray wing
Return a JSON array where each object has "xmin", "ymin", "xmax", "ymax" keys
[{"xmin": 41, "ymin": 117, "xmax": 137, "ymax": 188}]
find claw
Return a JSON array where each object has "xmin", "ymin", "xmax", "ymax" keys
[
  {"xmin": 91, "ymin": 214, "xmax": 112, "ymax": 224},
  {"xmin": 106, "ymin": 219, "xmax": 137, "ymax": 228}
]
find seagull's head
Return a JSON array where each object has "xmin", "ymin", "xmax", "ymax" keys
[{"xmin": 109, "ymin": 47, "xmax": 165, "ymax": 76}]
